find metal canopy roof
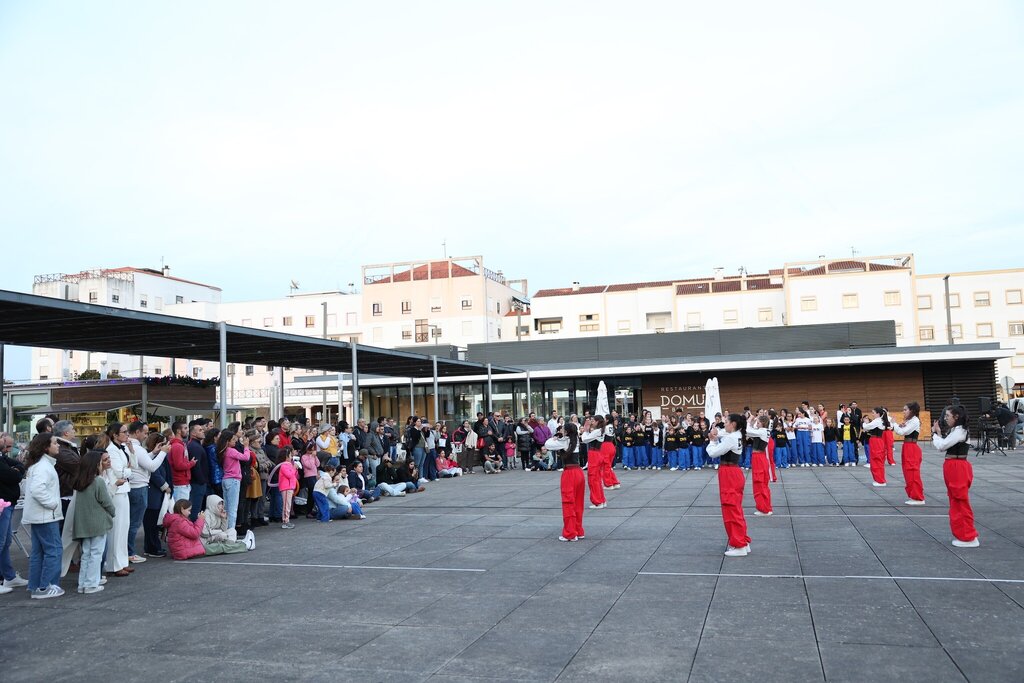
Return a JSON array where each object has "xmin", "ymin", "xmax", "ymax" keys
[{"xmin": 0, "ymin": 289, "xmax": 519, "ymax": 378}]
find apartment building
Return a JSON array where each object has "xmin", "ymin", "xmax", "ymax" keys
[{"xmin": 502, "ymin": 254, "xmax": 1023, "ymax": 396}]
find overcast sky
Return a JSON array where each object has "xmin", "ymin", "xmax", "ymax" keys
[{"xmin": 1, "ymin": 1, "xmax": 1022, "ymax": 378}]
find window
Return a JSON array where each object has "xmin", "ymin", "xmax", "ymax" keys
[
  {"xmin": 496, "ymin": 301, "xmax": 501, "ymax": 314},
  {"xmin": 685, "ymin": 312, "xmax": 701, "ymax": 331},
  {"xmin": 580, "ymin": 314, "xmax": 599, "ymax": 322},
  {"xmin": 174, "ymin": 295, "xmax": 182, "ymax": 304},
  {"xmin": 346, "ymin": 312, "xmax": 357, "ymax": 326},
  {"xmin": 244, "ymin": 365, "xmax": 254, "ymax": 376},
  {"xmin": 154, "ymin": 296, "xmax": 163, "ymax": 310},
  {"xmin": 723, "ymin": 309, "xmax": 738, "ymax": 323},
  {"xmin": 372, "ymin": 302, "xmax": 382, "ymax": 316},
  {"xmin": 517, "ymin": 325, "xmax": 530, "ymax": 337},
  {"xmin": 974, "ymin": 291, "xmax": 991, "ymax": 307},
  {"xmin": 88, "ymin": 291, "xmax": 98, "ymax": 303},
  {"xmin": 430, "ymin": 297, "xmax": 442, "ymax": 313},
  {"xmin": 401, "ymin": 301, "xmax": 412, "ymax": 314},
  {"xmin": 462, "ymin": 321, "xmax": 473, "ymax": 336},
  {"xmin": 303, "ymin": 315, "xmax": 315, "ymax": 328},
  {"xmin": 282, "ymin": 316, "xmax": 293, "ymax": 326},
  {"xmin": 263, "ymin": 317, "xmax": 273, "ymax": 327},
  {"xmin": 884, "ymin": 291, "xmax": 901, "ymax": 306},
  {"xmin": 919, "ymin": 326, "xmax": 934, "ymax": 341},
  {"xmin": 617, "ymin": 320, "xmax": 631, "ymax": 333},
  {"xmin": 842, "ymin": 293, "xmax": 859, "ymax": 309},
  {"xmin": 39, "ymin": 349, "xmax": 48, "ymax": 357},
  {"xmin": 415, "ymin": 319, "xmax": 429, "ymax": 343},
  {"xmin": 948, "ymin": 293, "xmax": 960, "ymax": 307},
  {"xmin": 306, "ymin": 368, "xmax": 315, "ymax": 373},
  {"xmin": 192, "ymin": 367, "xmax": 200, "ymax": 378},
  {"xmin": 154, "ymin": 367, "xmax": 162, "ymax": 375},
  {"xmin": 895, "ymin": 323, "xmax": 903, "ymax": 338},
  {"xmin": 1007, "ymin": 289, "xmax": 1023, "ymax": 305},
  {"xmin": 139, "ymin": 295, "xmax": 148, "ymax": 308},
  {"xmin": 1013, "ymin": 354, "xmax": 1024, "ymax": 368},
  {"xmin": 241, "ymin": 318, "xmax": 251, "ymax": 327},
  {"xmin": 800, "ymin": 296, "xmax": 817, "ymax": 311},
  {"xmin": 950, "ymin": 324, "xmax": 963, "ymax": 340},
  {"xmin": 401, "ymin": 325, "xmax": 412, "ymax": 340},
  {"xmin": 758, "ymin": 308, "xmax": 773, "ymax": 322},
  {"xmin": 461, "ymin": 297, "xmax": 473, "ymax": 310},
  {"xmin": 580, "ymin": 323, "xmax": 599, "ymax": 332},
  {"xmin": 265, "ymin": 365, "xmax": 273, "ymax": 371},
  {"xmin": 110, "ymin": 363, "xmax": 120, "ymax": 373},
  {"xmin": 1010, "ymin": 322, "xmax": 1024, "ymax": 337},
  {"xmin": 647, "ymin": 312, "xmax": 672, "ymax": 332},
  {"xmin": 917, "ymin": 295, "xmax": 932, "ymax": 310},
  {"xmin": 372, "ymin": 327, "xmax": 383, "ymax": 342},
  {"xmin": 38, "ymin": 375, "xmax": 47, "ymax": 380},
  {"xmin": 111, "ymin": 293, "xmax": 120, "ymax": 304},
  {"xmin": 976, "ymin": 323, "xmax": 993, "ymax": 338},
  {"xmin": 538, "ymin": 318, "xmax": 562, "ymax": 335}
]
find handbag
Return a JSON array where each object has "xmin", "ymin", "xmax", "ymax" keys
[{"xmin": 157, "ymin": 492, "xmax": 174, "ymax": 526}]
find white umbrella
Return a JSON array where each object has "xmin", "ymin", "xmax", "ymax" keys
[
  {"xmin": 704, "ymin": 377, "xmax": 722, "ymax": 421},
  {"xmin": 595, "ymin": 380, "xmax": 610, "ymax": 416}
]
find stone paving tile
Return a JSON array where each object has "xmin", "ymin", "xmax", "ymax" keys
[{"xmin": 819, "ymin": 643, "xmax": 966, "ymax": 683}]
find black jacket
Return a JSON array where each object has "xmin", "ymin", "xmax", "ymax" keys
[
  {"xmin": 55, "ymin": 438, "xmax": 80, "ymax": 498},
  {"xmin": 0, "ymin": 455, "xmax": 25, "ymax": 504},
  {"xmin": 187, "ymin": 437, "xmax": 210, "ymax": 486}
]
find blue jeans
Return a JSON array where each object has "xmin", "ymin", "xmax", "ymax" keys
[
  {"xmin": 269, "ymin": 488, "xmax": 283, "ymax": 520},
  {"xmin": 28, "ymin": 522, "xmax": 62, "ymax": 591},
  {"xmin": 412, "ymin": 447, "xmax": 426, "ymax": 474},
  {"xmin": 127, "ymin": 487, "xmax": 147, "ymax": 557},
  {"xmin": 188, "ymin": 484, "xmax": 208, "ymax": 522},
  {"xmin": 842, "ymin": 441, "xmax": 856, "ymax": 464},
  {"xmin": 172, "ymin": 485, "xmax": 191, "ymax": 502},
  {"xmin": 222, "ymin": 478, "xmax": 241, "ymax": 529},
  {"xmin": 0, "ymin": 506, "xmax": 15, "ymax": 581},
  {"xmin": 79, "ymin": 535, "xmax": 106, "ymax": 589}
]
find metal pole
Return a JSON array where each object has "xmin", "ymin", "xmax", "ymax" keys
[
  {"xmin": 0, "ymin": 343, "xmax": 5, "ymax": 433},
  {"xmin": 351, "ymin": 342, "xmax": 359, "ymax": 424},
  {"xmin": 943, "ymin": 274, "xmax": 954, "ymax": 345},
  {"xmin": 278, "ymin": 367, "xmax": 285, "ymax": 420},
  {"xmin": 322, "ymin": 301, "xmax": 328, "ymax": 424},
  {"xmin": 409, "ymin": 377, "xmax": 415, "ymax": 417},
  {"xmin": 141, "ymin": 381, "xmax": 149, "ymax": 425},
  {"xmin": 432, "ymin": 355, "xmax": 439, "ymax": 424},
  {"xmin": 487, "ymin": 363, "xmax": 493, "ymax": 414},
  {"xmin": 337, "ymin": 372, "xmax": 344, "ymax": 424},
  {"xmin": 218, "ymin": 321, "xmax": 228, "ymax": 428},
  {"xmin": 230, "ymin": 367, "xmax": 235, "ymax": 422},
  {"xmin": 526, "ymin": 370, "xmax": 532, "ymax": 416},
  {"xmin": 170, "ymin": 357, "xmax": 175, "ymax": 377}
]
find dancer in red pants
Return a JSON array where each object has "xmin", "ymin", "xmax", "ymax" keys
[
  {"xmin": 747, "ymin": 415, "xmax": 773, "ymax": 516},
  {"xmin": 883, "ymin": 418, "xmax": 896, "ymax": 466},
  {"xmin": 894, "ymin": 402, "xmax": 925, "ymax": 505},
  {"xmin": 933, "ymin": 405, "xmax": 979, "ymax": 548},
  {"xmin": 861, "ymin": 407, "xmax": 889, "ymax": 487},
  {"xmin": 583, "ymin": 417, "xmax": 609, "ymax": 509},
  {"xmin": 558, "ymin": 422, "xmax": 585, "ymax": 541},
  {"xmin": 707, "ymin": 413, "xmax": 751, "ymax": 557},
  {"xmin": 601, "ymin": 418, "xmax": 621, "ymax": 490}
]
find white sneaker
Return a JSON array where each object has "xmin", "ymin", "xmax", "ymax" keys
[
  {"xmin": 904, "ymin": 499, "xmax": 926, "ymax": 506},
  {"xmin": 724, "ymin": 545, "xmax": 750, "ymax": 557},
  {"xmin": 31, "ymin": 585, "xmax": 65, "ymax": 600},
  {"xmin": 872, "ymin": 481, "xmax": 887, "ymax": 487},
  {"xmin": 99, "ymin": 576, "xmax": 107, "ymax": 585},
  {"xmin": 753, "ymin": 510, "xmax": 773, "ymax": 516},
  {"xmin": 588, "ymin": 503, "xmax": 607, "ymax": 509},
  {"xmin": 611, "ymin": 484, "xmax": 620, "ymax": 489},
  {"xmin": 0, "ymin": 584, "xmax": 12, "ymax": 594},
  {"xmin": 952, "ymin": 538, "xmax": 980, "ymax": 548},
  {"xmin": 128, "ymin": 555, "xmax": 147, "ymax": 564},
  {"xmin": 713, "ymin": 464, "xmax": 719, "ymax": 470},
  {"xmin": 4, "ymin": 573, "xmax": 28, "ymax": 588},
  {"xmin": 670, "ymin": 467, "xmax": 678, "ymax": 471},
  {"xmin": 558, "ymin": 536, "xmax": 574, "ymax": 542}
]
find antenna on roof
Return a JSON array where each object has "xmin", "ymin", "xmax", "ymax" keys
[
  {"xmin": 289, "ymin": 280, "xmax": 300, "ymax": 294},
  {"xmin": 850, "ymin": 247, "xmax": 859, "ymax": 257},
  {"xmin": 442, "ymin": 239, "xmax": 447, "ymax": 259}
]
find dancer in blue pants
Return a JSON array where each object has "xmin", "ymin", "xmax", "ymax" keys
[{"xmin": 773, "ymin": 422, "xmax": 790, "ymax": 469}]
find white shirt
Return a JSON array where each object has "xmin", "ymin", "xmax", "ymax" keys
[
  {"xmin": 793, "ymin": 417, "xmax": 812, "ymax": 431},
  {"xmin": 129, "ymin": 437, "xmax": 166, "ymax": 489},
  {"xmin": 746, "ymin": 426, "xmax": 770, "ymax": 442},
  {"xmin": 810, "ymin": 422, "xmax": 824, "ymax": 443},
  {"xmin": 706, "ymin": 430, "xmax": 743, "ymax": 458},
  {"xmin": 862, "ymin": 417, "xmax": 884, "ymax": 433},
  {"xmin": 894, "ymin": 416, "xmax": 921, "ymax": 437},
  {"xmin": 581, "ymin": 429, "xmax": 604, "ymax": 444},
  {"xmin": 105, "ymin": 441, "xmax": 132, "ymax": 495},
  {"xmin": 547, "ymin": 418, "xmax": 559, "ymax": 434},
  {"xmin": 932, "ymin": 425, "xmax": 968, "ymax": 453}
]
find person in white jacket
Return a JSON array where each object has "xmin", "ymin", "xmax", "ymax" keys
[
  {"xmin": 103, "ymin": 423, "xmax": 133, "ymax": 577},
  {"xmin": 932, "ymin": 405, "xmax": 979, "ymax": 548},
  {"xmin": 707, "ymin": 414, "xmax": 751, "ymax": 557},
  {"xmin": 22, "ymin": 432, "xmax": 65, "ymax": 598}
]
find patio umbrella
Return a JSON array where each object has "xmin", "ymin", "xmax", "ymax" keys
[
  {"xmin": 704, "ymin": 377, "xmax": 722, "ymax": 420},
  {"xmin": 595, "ymin": 381, "xmax": 610, "ymax": 416}
]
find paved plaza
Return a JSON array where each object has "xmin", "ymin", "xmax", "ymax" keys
[{"xmin": 3, "ymin": 446, "xmax": 1024, "ymax": 682}]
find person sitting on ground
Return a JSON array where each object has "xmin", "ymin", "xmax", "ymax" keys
[
  {"xmin": 397, "ymin": 459, "xmax": 426, "ymax": 492},
  {"xmin": 313, "ymin": 463, "xmax": 351, "ymax": 521},
  {"xmin": 436, "ymin": 451, "xmax": 463, "ymax": 477},
  {"xmin": 202, "ymin": 494, "xmax": 238, "ymax": 543},
  {"xmin": 531, "ymin": 446, "xmax": 554, "ymax": 471},
  {"xmin": 337, "ymin": 485, "xmax": 366, "ymax": 519},
  {"xmin": 164, "ymin": 499, "xmax": 249, "ymax": 560},
  {"xmin": 375, "ymin": 454, "xmax": 413, "ymax": 495},
  {"xmin": 483, "ymin": 442, "xmax": 502, "ymax": 474},
  {"xmin": 347, "ymin": 461, "xmax": 382, "ymax": 502}
]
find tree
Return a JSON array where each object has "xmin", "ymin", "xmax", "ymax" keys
[
  {"xmin": 77, "ymin": 369, "xmax": 101, "ymax": 380},
  {"xmin": 108, "ymin": 370, "xmax": 122, "ymax": 379}
]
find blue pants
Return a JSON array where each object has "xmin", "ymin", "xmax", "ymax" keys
[
  {"xmin": 424, "ymin": 448, "xmax": 439, "ymax": 479},
  {"xmin": 188, "ymin": 483, "xmax": 208, "ymax": 522},
  {"xmin": 126, "ymin": 487, "xmax": 146, "ymax": 557},
  {"xmin": 740, "ymin": 445, "xmax": 752, "ymax": 468},
  {"xmin": 666, "ymin": 449, "xmax": 679, "ymax": 469},
  {"xmin": 774, "ymin": 445, "xmax": 789, "ymax": 468},
  {"xmin": 651, "ymin": 447, "xmax": 664, "ymax": 468},
  {"xmin": 796, "ymin": 432, "xmax": 811, "ymax": 464},
  {"xmin": 78, "ymin": 535, "xmax": 106, "ymax": 590},
  {"xmin": 698, "ymin": 445, "xmax": 711, "ymax": 468},
  {"xmin": 269, "ymin": 487, "xmax": 283, "ymax": 520},
  {"xmin": 826, "ymin": 442, "xmax": 839, "ymax": 465},
  {"xmin": 811, "ymin": 442, "xmax": 825, "ymax": 465},
  {"xmin": 636, "ymin": 445, "xmax": 649, "ymax": 468},
  {"xmin": 222, "ymin": 478, "xmax": 241, "ymax": 530},
  {"xmin": 0, "ymin": 506, "xmax": 16, "ymax": 581},
  {"xmin": 28, "ymin": 521, "xmax": 62, "ymax": 591},
  {"xmin": 842, "ymin": 441, "xmax": 856, "ymax": 464},
  {"xmin": 350, "ymin": 499, "xmax": 365, "ymax": 517},
  {"xmin": 412, "ymin": 447, "xmax": 426, "ymax": 474},
  {"xmin": 622, "ymin": 446, "xmax": 635, "ymax": 468}
]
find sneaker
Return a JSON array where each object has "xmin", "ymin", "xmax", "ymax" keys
[
  {"xmin": 588, "ymin": 503, "xmax": 607, "ymax": 509},
  {"xmin": 904, "ymin": 499, "xmax": 926, "ymax": 506},
  {"xmin": 359, "ymin": 515, "xmax": 367, "ymax": 519},
  {"xmin": 872, "ymin": 481, "xmax": 887, "ymax": 487},
  {"xmin": 144, "ymin": 551, "xmax": 167, "ymax": 558},
  {"xmin": 611, "ymin": 484, "xmax": 620, "ymax": 489},
  {"xmin": 952, "ymin": 538, "xmax": 980, "ymax": 548},
  {"xmin": 577, "ymin": 535, "xmax": 585, "ymax": 540},
  {"xmin": 568, "ymin": 536, "xmax": 579, "ymax": 542},
  {"xmin": 4, "ymin": 573, "xmax": 28, "ymax": 588},
  {"xmin": 753, "ymin": 510, "xmax": 773, "ymax": 516},
  {"xmin": 724, "ymin": 545, "xmax": 750, "ymax": 557},
  {"xmin": 558, "ymin": 535, "xmax": 574, "ymax": 542},
  {"xmin": 83, "ymin": 585, "xmax": 105, "ymax": 595},
  {"xmin": 0, "ymin": 584, "xmax": 11, "ymax": 594},
  {"xmin": 99, "ymin": 576, "xmax": 107, "ymax": 585},
  {"xmin": 128, "ymin": 555, "xmax": 147, "ymax": 564},
  {"xmin": 281, "ymin": 523, "xmax": 295, "ymax": 529},
  {"xmin": 31, "ymin": 585, "xmax": 65, "ymax": 600}
]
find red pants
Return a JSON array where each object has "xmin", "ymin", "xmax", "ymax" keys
[
  {"xmin": 601, "ymin": 442, "xmax": 620, "ymax": 488},
  {"xmin": 560, "ymin": 466, "xmax": 585, "ymax": 539},
  {"xmin": 766, "ymin": 440, "xmax": 777, "ymax": 481},
  {"xmin": 943, "ymin": 459, "xmax": 977, "ymax": 542},
  {"xmin": 884, "ymin": 430, "xmax": 895, "ymax": 465},
  {"xmin": 751, "ymin": 450, "xmax": 772, "ymax": 513},
  {"xmin": 869, "ymin": 437, "xmax": 886, "ymax": 483},
  {"xmin": 588, "ymin": 448, "xmax": 607, "ymax": 505},
  {"xmin": 718, "ymin": 465, "xmax": 750, "ymax": 548},
  {"xmin": 901, "ymin": 442, "xmax": 925, "ymax": 501}
]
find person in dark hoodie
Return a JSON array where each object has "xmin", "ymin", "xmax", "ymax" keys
[
  {"xmin": 53, "ymin": 420, "xmax": 80, "ymax": 525},
  {"xmin": 186, "ymin": 420, "xmax": 210, "ymax": 521},
  {"xmin": 1, "ymin": 434, "xmax": 28, "ymax": 590}
]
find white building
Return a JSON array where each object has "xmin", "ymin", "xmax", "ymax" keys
[{"xmin": 30, "ymin": 267, "xmax": 221, "ymax": 382}]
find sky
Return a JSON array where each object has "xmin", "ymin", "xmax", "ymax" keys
[{"xmin": 1, "ymin": 1, "xmax": 1023, "ymax": 378}]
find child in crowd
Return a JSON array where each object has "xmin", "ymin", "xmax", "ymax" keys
[
  {"xmin": 164, "ymin": 499, "xmax": 249, "ymax": 560},
  {"xmin": 824, "ymin": 418, "xmax": 839, "ymax": 466},
  {"xmin": 338, "ymin": 486, "xmax": 366, "ymax": 519},
  {"xmin": 436, "ymin": 452, "xmax": 463, "ymax": 477},
  {"xmin": 277, "ymin": 448, "xmax": 299, "ymax": 529},
  {"xmin": 810, "ymin": 416, "xmax": 825, "ymax": 467},
  {"xmin": 71, "ymin": 449, "xmax": 114, "ymax": 594}
]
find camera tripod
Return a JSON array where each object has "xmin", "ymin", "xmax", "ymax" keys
[{"xmin": 974, "ymin": 429, "xmax": 1007, "ymax": 456}]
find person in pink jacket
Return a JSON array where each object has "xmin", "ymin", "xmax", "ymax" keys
[
  {"xmin": 164, "ymin": 499, "xmax": 248, "ymax": 560},
  {"xmin": 276, "ymin": 450, "xmax": 299, "ymax": 530}
]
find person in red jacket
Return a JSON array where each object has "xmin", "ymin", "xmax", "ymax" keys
[
  {"xmin": 163, "ymin": 499, "xmax": 248, "ymax": 559},
  {"xmin": 167, "ymin": 421, "xmax": 195, "ymax": 501}
]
